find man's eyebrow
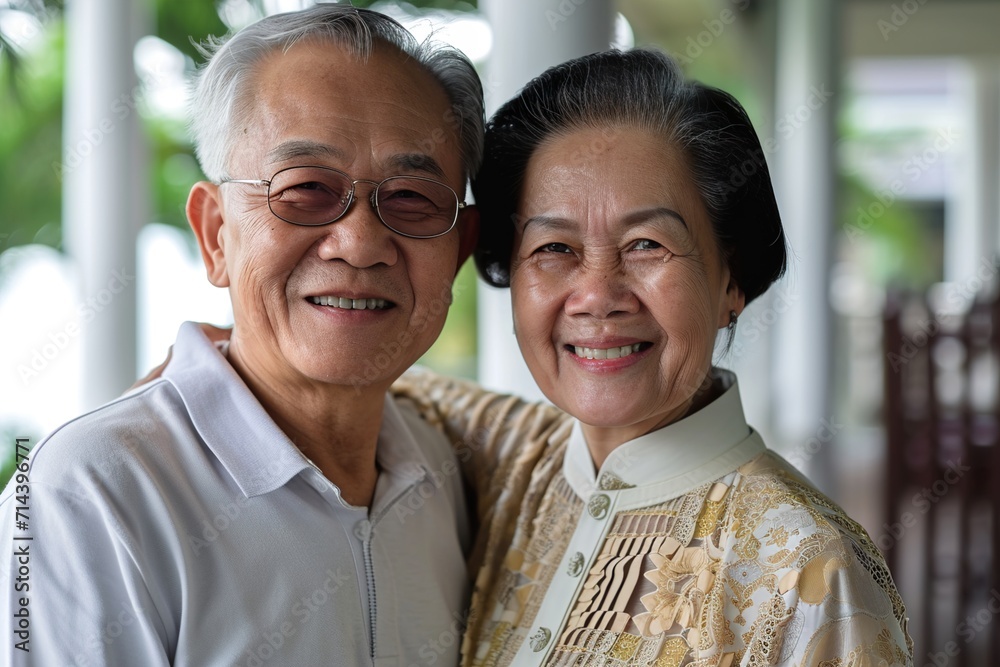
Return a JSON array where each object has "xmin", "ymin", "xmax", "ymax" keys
[
  {"xmin": 622, "ymin": 206, "xmax": 688, "ymax": 229},
  {"xmin": 266, "ymin": 141, "xmax": 346, "ymax": 165},
  {"xmin": 265, "ymin": 144, "xmax": 448, "ymax": 179},
  {"xmin": 384, "ymin": 153, "xmax": 446, "ymax": 179}
]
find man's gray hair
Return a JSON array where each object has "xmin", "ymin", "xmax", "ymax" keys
[{"xmin": 190, "ymin": 4, "xmax": 484, "ymax": 183}]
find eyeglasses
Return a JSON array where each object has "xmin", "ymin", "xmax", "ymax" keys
[{"xmin": 220, "ymin": 165, "xmax": 466, "ymax": 239}]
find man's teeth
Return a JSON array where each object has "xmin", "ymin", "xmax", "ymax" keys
[
  {"xmin": 573, "ymin": 343, "xmax": 643, "ymax": 360},
  {"xmin": 308, "ymin": 296, "xmax": 389, "ymax": 310}
]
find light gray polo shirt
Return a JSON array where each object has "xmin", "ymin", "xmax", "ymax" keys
[{"xmin": 0, "ymin": 322, "xmax": 470, "ymax": 666}]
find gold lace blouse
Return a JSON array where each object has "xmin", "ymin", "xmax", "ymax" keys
[{"xmin": 391, "ymin": 368, "xmax": 912, "ymax": 667}]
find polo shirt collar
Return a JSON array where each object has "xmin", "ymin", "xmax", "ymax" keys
[
  {"xmin": 563, "ymin": 369, "xmax": 753, "ymax": 500},
  {"xmin": 162, "ymin": 322, "xmax": 429, "ymax": 501}
]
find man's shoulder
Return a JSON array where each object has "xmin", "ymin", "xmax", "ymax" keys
[{"xmin": 15, "ymin": 378, "xmax": 189, "ymax": 487}]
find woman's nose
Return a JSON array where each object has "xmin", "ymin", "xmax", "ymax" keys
[{"xmin": 563, "ymin": 262, "xmax": 640, "ymax": 319}]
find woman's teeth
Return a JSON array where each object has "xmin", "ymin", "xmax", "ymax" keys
[
  {"xmin": 308, "ymin": 296, "xmax": 389, "ymax": 310},
  {"xmin": 573, "ymin": 343, "xmax": 643, "ymax": 360}
]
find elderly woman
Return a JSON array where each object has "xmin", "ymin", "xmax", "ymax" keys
[{"xmin": 395, "ymin": 49, "xmax": 912, "ymax": 666}]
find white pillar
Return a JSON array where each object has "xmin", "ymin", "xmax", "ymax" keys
[
  {"xmin": 770, "ymin": 0, "xmax": 839, "ymax": 480},
  {"xmin": 477, "ymin": 0, "xmax": 614, "ymax": 398},
  {"xmin": 727, "ymin": 0, "xmax": 779, "ymax": 447},
  {"xmin": 63, "ymin": 0, "xmax": 148, "ymax": 407},
  {"xmin": 946, "ymin": 59, "xmax": 1000, "ymax": 285}
]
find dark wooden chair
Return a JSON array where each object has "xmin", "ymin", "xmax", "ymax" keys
[{"xmin": 883, "ymin": 277, "xmax": 1000, "ymax": 663}]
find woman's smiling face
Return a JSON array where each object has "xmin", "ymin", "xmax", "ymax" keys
[{"xmin": 510, "ymin": 125, "xmax": 744, "ymax": 447}]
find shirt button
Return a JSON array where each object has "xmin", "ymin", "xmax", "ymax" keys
[
  {"xmin": 567, "ymin": 552, "xmax": 585, "ymax": 577},
  {"xmin": 354, "ymin": 519, "xmax": 372, "ymax": 541},
  {"xmin": 529, "ymin": 627, "xmax": 551, "ymax": 652},
  {"xmin": 588, "ymin": 493, "xmax": 610, "ymax": 520}
]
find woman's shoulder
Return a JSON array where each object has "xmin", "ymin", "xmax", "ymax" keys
[
  {"xmin": 730, "ymin": 450, "xmax": 874, "ymax": 546},
  {"xmin": 718, "ymin": 450, "xmax": 912, "ymax": 660}
]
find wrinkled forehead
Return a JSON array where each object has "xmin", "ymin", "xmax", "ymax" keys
[
  {"xmin": 229, "ymin": 40, "xmax": 464, "ymax": 181},
  {"xmin": 520, "ymin": 125, "xmax": 704, "ymax": 216}
]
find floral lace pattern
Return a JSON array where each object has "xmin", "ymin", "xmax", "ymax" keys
[{"xmin": 391, "ymin": 369, "xmax": 913, "ymax": 667}]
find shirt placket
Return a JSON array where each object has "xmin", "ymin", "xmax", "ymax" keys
[{"xmin": 511, "ymin": 486, "xmax": 624, "ymax": 665}]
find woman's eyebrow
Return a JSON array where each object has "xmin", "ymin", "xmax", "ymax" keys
[
  {"xmin": 520, "ymin": 207, "xmax": 688, "ymax": 233},
  {"xmin": 519, "ymin": 214, "xmax": 576, "ymax": 233},
  {"xmin": 621, "ymin": 206, "xmax": 688, "ymax": 229}
]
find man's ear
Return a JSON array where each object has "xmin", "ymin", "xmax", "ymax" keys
[
  {"xmin": 454, "ymin": 204, "xmax": 480, "ymax": 275},
  {"xmin": 187, "ymin": 182, "xmax": 230, "ymax": 288}
]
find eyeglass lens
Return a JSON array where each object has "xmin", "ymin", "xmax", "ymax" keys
[{"xmin": 266, "ymin": 166, "xmax": 458, "ymax": 237}]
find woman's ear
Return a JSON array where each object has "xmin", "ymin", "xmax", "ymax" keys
[
  {"xmin": 718, "ymin": 267, "xmax": 746, "ymax": 329},
  {"xmin": 186, "ymin": 182, "xmax": 230, "ymax": 288}
]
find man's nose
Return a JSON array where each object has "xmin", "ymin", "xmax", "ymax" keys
[{"xmin": 315, "ymin": 188, "xmax": 399, "ymax": 267}]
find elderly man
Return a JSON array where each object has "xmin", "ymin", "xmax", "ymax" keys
[{"xmin": 0, "ymin": 5, "xmax": 481, "ymax": 665}]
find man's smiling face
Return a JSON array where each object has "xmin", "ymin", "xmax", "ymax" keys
[{"xmin": 194, "ymin": 39, "xmax": 474, "ymax": 392}]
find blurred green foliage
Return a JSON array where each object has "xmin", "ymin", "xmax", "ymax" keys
[
  {"xmin": 155, "ymin": 0, "xmax": 229, "ymax": 62},
  {"xmin": 839, "ymin": 173, "xmax": 938, "ymax": 288},
  {"xmin": 421, "ymin": 259, "xmax": 478, "ymax": 379},
  {"xmin": 836, "ymin": 120, "xmax": 941, "ymax": 289},
  {"xmin": 0, "ymin": 20, "xmax": 63, "ymax": 252},
  {"xmin": 0, "ymin": 432, "xmax": 35, "ymax": 489}
]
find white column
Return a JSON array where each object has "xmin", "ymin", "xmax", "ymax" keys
[
  {"xmin": 63, "ymin": 0, "xmax": 148, "ymax": 408},
  {"xmin": 477, "ymin": 0, "xmax": 614, "ymax": 398},
  {"xmin": 726, "ymin": 0, "xmax": 779, "ymax": 447},
  {"xmin": 770, "ymin": 0, "xmax": 839, "ymax": 479},
  {"xmin": 946, "ymin": 59, "xmax": 1000, "ymax": 285}
]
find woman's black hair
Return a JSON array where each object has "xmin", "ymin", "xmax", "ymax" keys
[{"xmin": 472, "ymin": 48, "xmax": 786, "ymax": 306}]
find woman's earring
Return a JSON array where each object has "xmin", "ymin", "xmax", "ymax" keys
[{"xmin": 728, "ymin": 310, "xmax": 738, "ymax": 332}]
